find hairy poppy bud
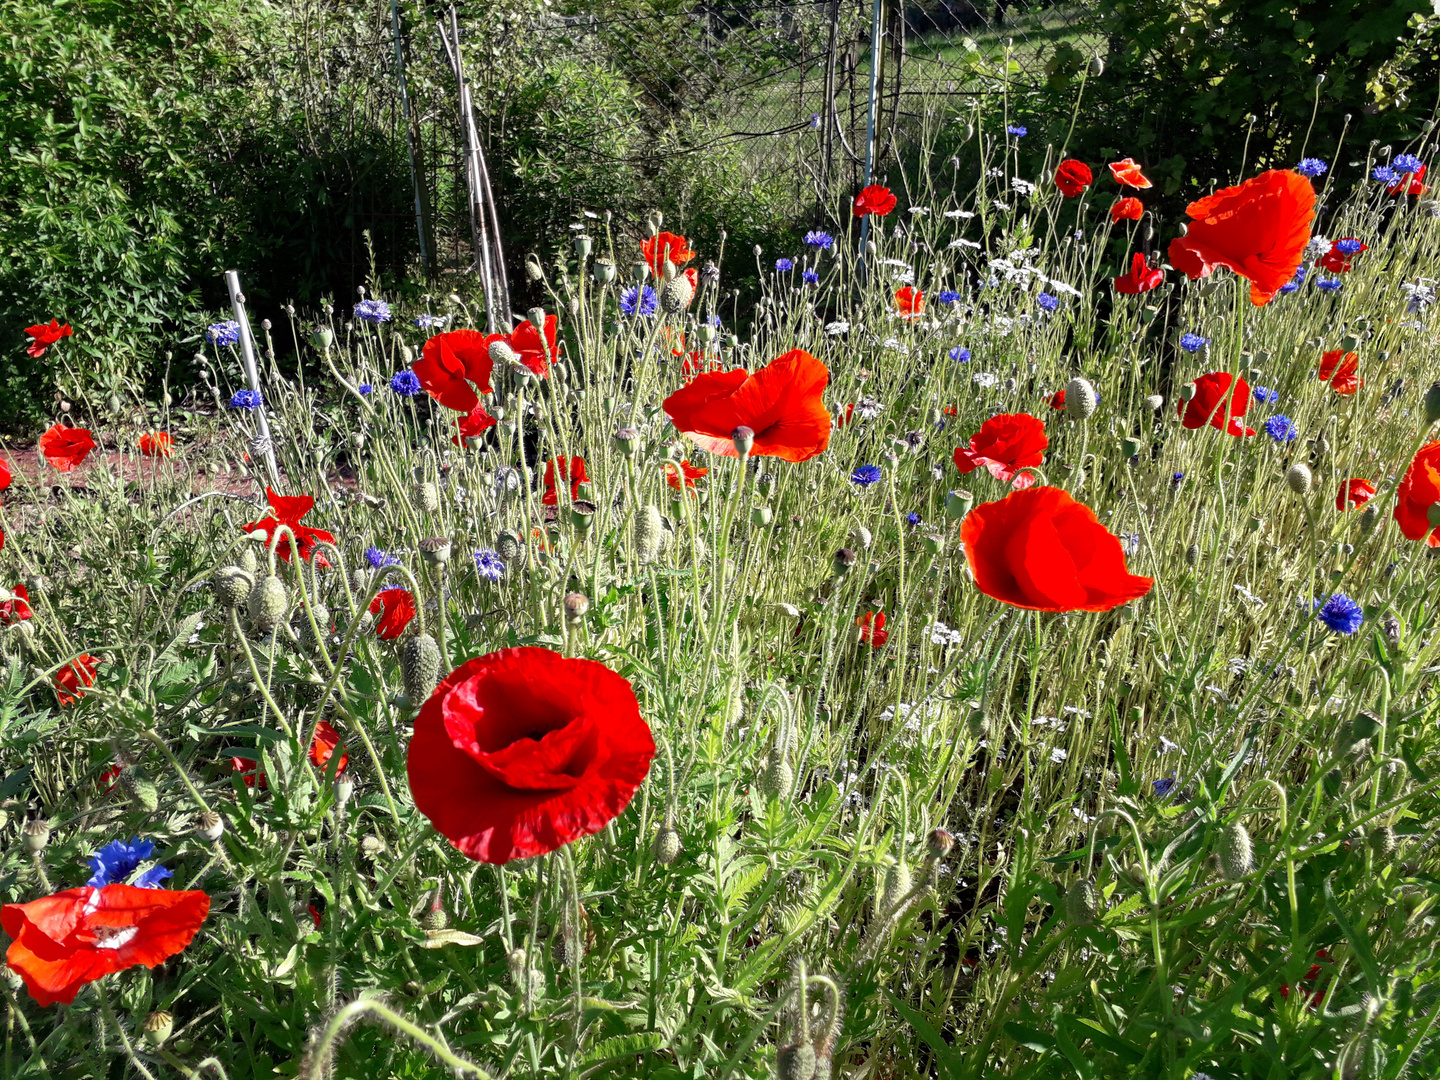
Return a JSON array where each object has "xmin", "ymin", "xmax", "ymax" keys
[
  {"xmin": 1064, "ymin": 878, "xmax": 1099, "ymax": 926},
  {"xmin": 419, "ymin": 536, "xmax": 452, "ymax": 565},
  {"xmin": 1065, "ymin": 377, "xmax": 1097, "ymax": 420},
  {"xmin": 660, "ymin": 273, "xmax": 694, "ymax": 314},
  {"xmin": 1429, "ymin": 503, "xmax": 1440, "ymax": 530},
  {"xmin": 402, "ymin": 633, "xmax": 441, "ymax": 706},
  {"xmin": 238, "ymin": 546, "xmax": 260, "ymax": 575},
  {"xmin": 652, "ymin": 826, "xmax": 682, "ymax": 865},
  {"xmin": 299, "ymin": 603, "xmax": 330, "ymax": 651},
  {"xmin": 778, "ymin": 1043, "xmax": 817, "ymax": 1080},
  {"xmin": 22, "ymin": 818, "xmax": 50, "ymax": 853},
  {"xmin": 143, "ymin": 1011, "xmax": 173, "ymax": 1048},
  {"xmin": 832, "ymin": 547, "xmax": 857, "ymax": 576},
  {"xmin": 1350, "ymin": 709, "xmax": 1381, "ymax": 742},
  {"xmin": 732, "ymin": 425, "xmax": 755, "ymax": 456},
  {"xmin": 635, "ymin": 504, "xmax": 664, "ymax": 564},
  {"xmin": 1359, "ymin": 503, "xmax": 1381, "ymax": 536},
  {"xmin": 212, "ymin": 566, "xmax": 254, "ymax": 609},
  {"xmin": 525, "ymin": 254, "xmax": 544, "ymax": 282},
  {"xmin": 759, "ymin": 752, "xmax": 794, "ymax": 801},
  {"xmin": 1220, "ymin": 822, "xmax": 1254, "ymax": 881},
  {"xmin": 119, "ymin": 766, "xmax": 159, "ymax": 814},
  {"xmin": 881, "ymin": 860, "xmax": 913, "ymax": 913},
  {"xmin": 613, "ymin": 428, "xmax": 640, "ymax": 457},
  {"xmin": 360, "ymin": 835, "xmax": 386, "ymax": 860},
  {"xmin": 248, "ymin": 575, "xmax": 288, "ymax": 630},
  {"xmin": 1370, "ymin": 825, "xmax": 1397, "ymax": 861},
  {"xmin": 496, "ymin": 529, "xmax": 523, "ymax": 562},
  {"xmin": 850, "ymin": 525, "xmax": 873, "ymax": 550},
  {"xmin": 946, "ymin": 489, "xmax": 974, "ymax": 520},
  {"xmin": 195, "ymin": 810, "xmax": 225, "ymax": 842},
  {"xmin": 1424, "ymin": 383, "xmax": 1440, "ymax": 427},
  {"xmin": 1285, "ymin": 463, "xmax": 1313, "ymax": 495},
  {"xmin": 412, "ymin": 482, "xmax": 440, "ymax": 514}
]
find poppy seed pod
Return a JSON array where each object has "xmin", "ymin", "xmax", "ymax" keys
[
  {"xmin": 756, "ymin": 472, "xmax": 776, "ymax": 496},
  {"xmin": 1064, "ymin": 878, "xmax": 1099, "ymax": 926},
  {"xmin": 573, "ymin": 235, "xmax": 592, "ymax": 260},
  {"xmin": 195, "ymin": 811, "xmax": 224, "ymax": 842},
  {"xmin": 419, "ymin": 536, "xmax": 452, "ymax": 565},
  {"xmin": 731, "ymin": 425, "xmax": 755, "ymax": 456},
  {"xmin": 143, "ymin": 1011, "xmax": 174, "ymax": 1048},
  {"xmin": 495, "ymin": 530, "xmax": 523, "ymax": 562},
  {"xmin": 248, "ymin": 575, "xmax": 288, "ymax": 630},
  {"xmin": 652, "ymin": 826, "xmax": 682, "ymax": 865},
  {"xmin": 635, "ymin": 504, "xmax": 664, "ymax": 564},
  {"xmin": 570, "ymin": 500, "xmax": 596, "ymax": 531},
  {"xmin": 22, "ymin": 818, "xmax": 50, "ymax": 853},
  {"xmin": 412, "ymin": 482, "xmax": 440, "ymax": 514},
  {"xmin": 631, "ymin": 260, "xmax": 651, "ymax": 284},
  {"xmin": 751, "ymin": 505, "xmax": 773, "ymax": 527},
  {"xmin": 1179, "ymin": 382, "xmax": 1197, "ymax": 402},
  {"xmin": 527, "ymin": 307, "xmax": 547, "ymax": 331},
  {"xmin": 1220, "ymin": 822, "xmax": 1254, "ymax": 881},
  {"xmin": 1065, "ymin": 377, "xmax": 1097, "ymax": 420},
  {"xmin": 946, "ymin": 489, "xmax": 974, "ymax": 520},
  {"xmin": 309, "ymin": 327, "xmax": 334, "ymax": 352},
  {"xmin": 593, "ymin": 257, "xmax": 616, "ymax": 284},
  {"xmin": 927, "ymin": 828, "xmax": 955, "ymax": 858},
  {"xmin": 613, "ymin": 428, "xmax": 640, "ymax": 457},
  {"xmin": 660, "ymin": 274, "xmax": 694, "ymax": 314},
  {"xmin": 211, "ymin": 566, "xmax": 254, "ymax": 608},
  {"xmin": 923, "ymin": 532, "xmax": 945, "ymax": 554},
  {"xmin": 832, "ymin": 547, "xmax": 858, "ymax": 576},
  {"xmin": 401, "ymin": 633, "xmax": 441, "ymax": 706},
  {"xmin": 1285, "ymin": 463, "xmax": 1313, "ymax": 495},
  {"xmin": 1122, "ymin": 437, "xmax": 1143, "ymax": 458},
  {"xmin": 563, "ymin": 592, "xmax": 590, "ymax": 625}
]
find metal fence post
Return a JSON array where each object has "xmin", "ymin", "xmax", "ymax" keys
[
  {"xmin": 224, "ymin": 270, "xmax": 281, "ymax": 490},
  {"xmin": 857, "ymin": 0, "xmax": 884, "ymax": 279},
  {"xmin": 391, "ymin": 0, "xmax": 431, "ymax": 278}
]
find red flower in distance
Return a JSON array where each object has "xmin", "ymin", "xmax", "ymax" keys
[
  {"xmin": 242, "ymin": 488, "xmax": 336, "ymax": 563},
  {"xmin": 1113, "ymin": 252, "xmax": 1164, "ymax": 295},
  {"xmin": 452, "ymin": 403, "xmax": 497, "ymax": 446},
  {"xmin": 953, "ymin": 413, "xmax": 1048, "ymax": 489},
  {"xmin": 857, "ymin": 611, "xmax": 889, "ymax": 647},
  {"xmin": 1337, "ymin": 478, "xmax": 1376, "ymax": 511},
  {"xmin": 1167, "ymin": 170, "xmax": 1315, "ymax": 306},
  {"xmin": 1178, "ymin": 373, "xmax": 1255, "ymax": 437},
  {"xmin": 1318, "ymin": 349, "xmax": 1362, "ymax": 395},
  {"xmin": 3, "ymin": 884, "xmax": 210, "ymax": 1006},
  {"xmin": 55, "ymin": 654, "xmax": 99, "ymax": 706},
  {"xmin": 663, "ymin": 348, "xmax": 831, "ymax": 463},
  {"xmin": 1047, "ymin": 390, "xmax": 1067, "ymax": 410},
  {"xmin": 665, "ymin": 460, "xmax": 708, "ymax": 493},
  {"xmin": 38, "ymin": 425, "xmax": 95, "ymax": 472},
  {"xmin": 1395, "ymin": 441, "xmax": 1440, "ymax": 546},
  {"xmin": 1, "ymin": 455, "xmax": 11, "ymax": 491},
  {"xmin": 369, "ymin": 588, "xmax": 417, "ymax": 640},
  {"xmin": 542, "ymin": 456, "xmax": 589, "ymax": 506},
  {"xmin": 0, "ymin": 585, "xmax": 32, "ymax": 626},
  {"xmin": 1388, "ymin": 162, "xmax": 1428, "ymax": 197},
  {"xmin": 137, "ymin": 433, "xmax": 173, "ymax": 459},
  {"xmin": 1318, "ymin": 239, "xmax": 1368, "ymax": 274},
  {"xmin": 894, "ymin": 286, "xmax": 925, "ymax": 317},
  {"xmin": 24, "ymin": 319, "xmax": 72, "ymax": 359},
  {"xmin": 853, "ymin": 184, "xmax": 897, "ymax": 217},
  {"xmin": 230, "ymin": 756, "xmax": 267, "ymax": 789},
  {"xmin": 1055, "ymin": 159, "xmax": 1092, "ymax": 197},
  {"xmin": 641, "ymin": 232, "xmax": 695, "ymax": 275},
  {"xmin": 309, "ymin": 720, "xmax": 348, "ymax": 775},
  {"xmin": 960, "ymin": 486, "xmax": 1154, "ymax": 612},
  {"xmin": 406, "ymin": 647, "xmax": 656, "ymax": 864},
  {"xmin": 414, "ymin": 330, "xmax": 495, "ymax": 412},
  {"xmin": 1108, "ymin": 158, "xmax": 1152, "ymax": 189},
  {"xmin": 1110, "ymin": 197, "xmax": 1144, "ymax": 222}
]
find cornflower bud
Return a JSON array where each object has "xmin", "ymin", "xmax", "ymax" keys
[{"xmin": 927, "ymin": 829, "xmax": 955, "ymax": 858}]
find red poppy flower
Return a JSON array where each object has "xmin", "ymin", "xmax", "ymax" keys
[
  {"xmin": 857, "ymin": 611, "xmax": 888, "ymax": 647},
  {"xmin": 0, "ymin": 585, "xmax": 31, "ymax": 626},
  {"xmin": 308, "ymin": 720, "xmax": 348, "ymax": 775},
  {"xmin": 241, "ymin": 488, "xmax": 336, "ymax": 563},
  {"xmin": 307, "ymin": 904, "xmax": 322, "ymax": 928},
  {"xmin": 1388, "ymin": 162, "xmax": 1428, "ymax": 196},
  {"xmin": 1047, "ymin": 390, "xmax": 1066, "ymax": 409},
  {"xmin": 1110, "ymin": 197, "xmax": 1144, "ymax": 222},
  {"xmin": 414, "ymin": 329, "xmax": 495, "ymax": 412},
  {"xmin": 137, "ymin": 433, "xmax": 173, "ymax": 459},
  {"xmin": 2, "ymin": 884, "xmax": 210, "ymax": 1006},
  {"xmin": 1318, "ymin": 349, "xmax": 1362, "ymax": 395},
  {"xmin": 406, "ymin": 647, "xmax": 656, "ymax": 864},
  {"xmin": 1108, "ymin": 158, "xmax": 1152, "ymax": 189},
  {"xmin": 452, "ymin": 403, "xmax": 497, "ymax": 446},
  {"xmin": 1167, "ymin": 170, "xmax": 1315, "ymax": 306},
  {"xmin": 1113, "ymin": 252, "xmax": 1164, "ymax": 295},
  {"xmin": 1317, "ymin": 239, "xmax": 1368, "ymax": 274},
  {"xmin": 665, "ymin": 460, "xmax": 708, "ymax": 493},
  {"xmin": 55, "ymin": 654, "xmax": 99, "ymax": 706},
  {"xmin": 24, "ymin": 319, "xmax": 73, "ymax": 359},
  {"xmin": 508, "ymin": 316, "xmax": 560, "ymax": 378},
  {"xmin": 0, "ymin": 455, "xmax": 10, "ymax": 491},
  {"xmin": 1054, "ymin": 159, "xmax": 1092, "ymax": 198},
  {"xmin": 1178, "ymin": 373, "xmax": 1255, "ymax": 436},
  {"xmin": 1395, "ymin": 441, "xmax": 1440, "ymax": 546},
  {"xmin": 853, "ymin": 184, "xmax": 898, "ymax": 217},
  {"xmin": 837, "ymin": 403, "xmax": 857, "ymax": 429},
  {"xmin": 641, "ymin": 232, "xmax": 696, "ymax": 275},
  {"xmin": 960, "ymin": 486, "xmax": 1154, "ymax": 612},
  {"xmin": 1336, "ymin": 479, "xmax": 1376, "ymax": 511},
  {"xmin": 952, "ymin": 413, "xmax": 1048, "ymax": 489},
  {"xmin": 662, "ymin": 348, "xmax": 831, "ymax": 463},
  {"xmin": 230, "ymin": 756, "xmax": 268, "ymax": 789},
  {"xmin": 542, "ymin": 456, "xmax": 589, "ymax": 506},
  {"xmin": 894, "ymin": 286, "xmax": 925, "ymax": 317},
  {"xmin": 38, "ymin": 425, "xmax": 95, "ymax": 472},
  {"xmin": 97, "ymin": 763, "xmax": 123, "ymax": 792},
  {"xmin": 368, "ymin": 588, "xmax": 417, "ymax": 640}
]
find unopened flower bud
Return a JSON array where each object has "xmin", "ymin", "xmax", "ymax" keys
[
  {"xmin": 849, "ymin": 525, "xmax": 873, "ymax": 550},
  {"xmin": 412, "ymin": 482, "xmax": 440, "ymax": 514},
  {"xmin": 1428, "ymin": 503, "xmax": 1440, "ymax": 530},
  {"xmin": 1064, "ymin": 878, "xmax": 1099, "ymax": 926},
  {"xmin": 1144, "ymin": 394, "xmax": 1164, "ymax": 411},
  {"xmin": 1370, "ymin": 825, "xmax": 1398, "ymax": 862},
  {"xmin": 1426, "ymin": 382, "xmax": 1440, "ymax": 426},
  {"xmin": 1185, "ymin": 543, "xmax": 1200, "ymax": 566},
  {"xmin": 1285, "ymin": 463, "xmax": 1313, "ymax": 495},
  {"xmin": 652, "ymin": 826, "xmax": 682, "ymax": 865},
  {"xmin": 1350, "ymin": 709, "xmax": 1381, "ymax": 742},
  {"xmin": 778, "ymin": 1043, "xmax": 817, "ymax": 1080},
  {"xmin": 1220, "ymin": 822, "xmax": 1254, "ymax": 880},
  {"xmin": 489, "ymin": 339, "xmax": 521, "ymax": 368},
  {"xmin": 1065, "ymin": 377, "xmax": 1097, "ymax": 420},
  {"xmin": 756, "ymin": 472, "xmax": 776, "ymax": 496}
]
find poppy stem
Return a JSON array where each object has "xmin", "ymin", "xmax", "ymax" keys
[
  {"xmin": 300, "ymin": 998, "xmax": 490, "ymax": 1080},
  {"xmin": 94, "ymin": 985, "xmax": 160, "ymax": 1080}
]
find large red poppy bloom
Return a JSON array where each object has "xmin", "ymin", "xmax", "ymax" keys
[
  {"xmin": 309, "ymin": 720, "xmax": 349, "ymax": 774},
  {"xmin": 960, "ymin": 486, "xmax": 1154, "ymax": 612},
  {"xmin": 1178, "ymin": 373, "xmax": 1255, "ymax": 436},
  {"xmin": 414, "ymin": 330, "xmax": 496, "ymax": 412},
  {"xmin": 1318, "ymin": 350, "xmax": 1362, "ymax": 395},
  {"xmin": 665, "ymin": 460, "xmax": 708, "ymax": 493},
  {"xmin": 507, "ymin": 316, "xmax": 560, "ymax": 378},
  {"xmin": 38, "ymin": 425, "xmax": 95, "ymax": 472},
  {"xmin": 1388, "ymin": 163, "xmax": 1428, "ymax": 197},
  {"xmin": 663, "ymin": 348, "xmax": 831, "ymax": 463},
  {"xmin": 452, "ymin": 403, "xmax": 497, "ymax": 446},
  {"xmin": 137, "ymin": 433, "xmax": 173, "ymax": 459},
  {"xmin": 0, "ymin": 585, "xmax": 32, "ymax": 626},
  {"xmin": 1110, "ymin": 197, "xmax": 1144, "ymax": 223},
  {"xmin": 24, "ymin": 319, "xmax": 72, "ymax": 359},
  {"xmin": 3, "ymin": 884, "xmax": 210, "ymax": 1006},
  {"xmin": 1108, "ymin": 158, "xmax": 1152, "ymax": 189},
  {"xmin": 406, "ymin": 647, "xmax": 656, "ymax": 864},
  {"xmin": 857, "ymin": 611, "xmax": 888, "ymax": 647},
  {"xmin": 894, "ymin": 286, "xmax": 924, "ymax": 317},
  {"xmin": 1114, "ymin": 253, "xmax": 1164, "ymax": 294},
  {"xmin": 953, "ymin": 413, "xmax": 1048, "ymax": 489},
  {"xmin": 1318, "ymin": 239, "xmax": 1368, "ymax": 274},
  {"xmin": 641, "ymin": 232, "xmax": 695, "ymax": 275},
  {"xmin": 853, "ymin": 184, "xmax": 897, "ymax": 217},
  {"xmin": 1336, "ymin": 478, "xmax": 1376, "ymax": 511},
  {"xmin": 242, "ymin": 488, "xmax": 336, "ymax": 563},
  {"xmin": 1055, "ymin": 159, "xmax": 1092, "ymax": 198},
  {"xmin": 369, "ymin": 588, "xmax": 417, "ymax": 640},
  {"xmin": 1167, "ymin": 170, "xmax": 1315, "ymax": 306},
  {"xmin": 542, "ymin": 456, "xmax": 589, "ymax": 505},
  {"xmin": 55, "ymin": 654, "xmax": 99, "ymax": 706},
  {"xmin": 1395, "ymin": 442, "xmax": 1440, "ymax": 546},
  {"xmin": 1, "ymin": 455, "xmax": 12, "ymax": 491}
]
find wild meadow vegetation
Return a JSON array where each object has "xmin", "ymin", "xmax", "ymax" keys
[{"xmin": 6, "ymin": 107, "xmax": 1440, "ymax": 1080}]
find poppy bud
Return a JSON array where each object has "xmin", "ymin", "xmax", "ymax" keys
[
  {"xmin": 1370, "ymin": 825, "xmax": 1397, "ymax": 862},
  {"xmin": 880, "ymin": 860, "xmax": 913, "ymax": 914},
  {"xmin": 563, "ymin": 592, "xmax": 590, "ymax": 625},
  {"xmin": 1144, "ymin": 394, "xmax": 1164, "ymax": 411},
  {"xmin": 1088, "ymin": 53, "xmax": 1104, "ymax": 76},
  {"xmin": 248, "ymin": 575, "xmax": 289, "ymax": 631},
  {"xmin": 1313, "ymin": 433, "xmax": 1329, "ymax": 457},
  {"xmin": 1350, "ymin": 709, "xmax": 1381, "ymax": 742},
  {"xmin": 927, "ymin": 829, "xmax": 955, "ymax": 858},
  {"xmin": 212, "ymin": 566, "xmax": 254, "ymax": 609},
  {"xmin": 777, "ymin": 1042, "xmax": 817, "ymax": 1080},
  {"xmin": 1220, "ymin": 822, "xmax": 1254, "ymax": 881},
  {"xmin": 1285, "ymin": 463, "xmax": 1313, "ymax": 495},
  {"xmin": 731, "ymin": 425, "xmax": 755, "ymax": 456},
  {"xmin": 360, "ymin": 835, "xmax": 386, "ymax": 861},
  {"xmin": 756, "ymin": 472, "xmax": 776, "ymax": 496},
  {"xmin": 402, "ymin": 633, "xmax": 441, "ymax": 705},
  {"xmin": 652, "ymin": 826, "xmax": 682, "ymax": 865},
  {"xmin": 525, "ymin": 254, "xmax": 543, "ymax": 282},
  {"xmin": 23, "ymin": 818, "xmax": 50, "ymax": 853},
  {"xmin": 195, "ymin": 810, "xmax": 224, "ymax": 842},
  {"xmin": 759, "ymin": 752, "xmax": 794, "ymax": 802},
  {"xmin": 143, "ymin": 1011, "xmax": 174, "ymax": 1048},
  {"xmin": 1428, "ymin": 503, "xmax": 1440, "ymax": 530},
  {"xmin": 412, "ymin": 482, "xmax": 440, "ymax": 514},
  {"xmin": 632, "ymin": 504, "xmax": 663, "ymax": 564},
  {"xmin": 946, "ymin": 489, "xmax": 974, "ymax": 520},
  {"xmin": 660, "ymin": 274, "xmax": 695, "ymax": 314},
  {"xmin": 752, "ymin": 505, "xmax": 773, "ymax": 526},
  {"xmin": 832, "ymin": 547, "xmax": 857, "ymax": 576},
  {"xmin": 119, "ymin": 766, "xmax": 159, "ymax": 814},
  {"xmin": 850, "ymin": 525, "xmax": 873, "ymax": 550},
  {"xmin": 1064, "ymin": 879, "xmax": 1099, "ymax": 926},
  {"xmin": 1423, "ymin": 382, "xmax": 1440, "ymax": 426},
  {"xmin": 1359, "ymin": 504, "xmax": 1380, "ymax": 536},
  {"xmin": 1185, "ymin": 542, "xmax": 1200, "ymax": 566},
  {"xmin": 419, "ymin": 536, "xmax": 452, "ymax": 565},
  {"xmin": 299, "ymin": 603, "xmax": 330, "ymax": 651}
]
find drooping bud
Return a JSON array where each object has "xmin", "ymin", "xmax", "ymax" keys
[
  {"xmin": 635, "ymin": 504, "xmax": 664, "ymax": 564},
  {"xmin": 496, "ymin": 529, "xmax": 523, "ymax": 561},
  {"xmin": 1285, "ymin": 463, "xmax": 1313, "ymax": 495},
  {"xmin": 238, "ymin": 545, "xmax": 259, "ymax": 575},
  {"xmin": 412, "ymin": 482, "xmax": 440, "ymax": 514},
  {"xmin": 659, "ymin": 273, "xmax": 695, "ymax": 314},
  {"xmin": 1064, "ymin": 878, "xmax": 1100, "ymax": 926},
  {"xmin": 118, "ymin": 766, "xmax": 159, "ymax": 814},
  {"xmin": 211, "ymin": 566, "xmax": 254, "ymax": 608},
  {"xmin": 1220, "ymin": 822, "xmax": 1254, "ymax": 881},
  {"xmin": 732, "ymin": 425, "xmax": 755, "ymax": 456},
  {"xmin": 1359, "ymin": 504, "xmax": 1381, "ymax": 536},
  {"xmin": 880, "ymin": 860, "xmax": 913, "ymax": 913},
  {"xmin": 142, "ymin": 1011, "xmax": 174, "ymax": 1048},
  {"xmin": 299, "ymin": 603, "xmax": 330, "ymax": 651},
  {"xmin": 759, "ymin": 751, "xmax": 794, "ymax": 802},
  {"xmin": 489, "ymin": 338, "xmax": 521, "ymax": 369},
  {"xmin": 1088, "ymin": 53, "xmax": 1105, "ymax": 76},
  {"xmin": 849, "ymin": 525, "xmax": 873, "ymax": 550},
  {"xmin": 1064, "ymin": 377, "xmax": 1097, "ymax": 420},
  {"xmin": 778, "ymin": 1041, "xmax": 818, "ymax": 1080},
  {"xmin": 1185, "ymin": 543, "xmax": 1200, "ymax": 566},
  {"xmin": 402, "ymin": 633, "xmax": 441, "ymax": 705},
  {"xmin": 22, "ymin": 818, "xmax": 50, "ymax": 853},
  {"xmin": 1370, "ymin": 825, "xmax": 1398, "ymax": 862},
  {"xmin": 1423, "ymin": 382, "xmax": 1440, "ymax": 425},
  {"xmin": 1350, "ymin": 709, "xmax": 1381, "ymax": 742},
  {"xmin": 419, "ymin": 536, "xmax": 452, "ymax": 565},
  {"xmin": 248, "ymin": 575, "xmax": 289, "ymax": 630},
  {"xmin": 195, "ymin": 811, "xmax": 225, "ymax": 842}
]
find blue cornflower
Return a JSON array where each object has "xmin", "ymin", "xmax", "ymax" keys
[
  {"xmin": 358, "ymin": 383, "xmax": 373, "ymax": 395},
  {"xmin": 1316, "ymin": 278, "xmax": 1342, "ymax": 292},
  {"xmin": 1394, "ymin": 153, "xmax": 1424, "ymax": 174},
  {"xmin": 1170, "ymin": 471, "xmax": 1185, "ymax": 491},
  {"xmin": 354, "ymin": 299, "xmax": 392, "ymax": 324},
  {"xmin": 1152, "ymin": 776, "xmax": 1176, "ymax": 797},
  {"xmin": 949, "ymin": 346, "xmax": 971, "ymax": 362},
  {"xmin": 389, "ymin": 370, "xmax": 422, "ymax": 396},
  {"xmin": 88, "ymin": 837, "xmax": 171, "ymax": 889},
  {"xmin": 1253, "ymin": 386, "xmax": 1279, "ymax": 404},
  {"xmin": 804, "ymin": 230, "xmax": 834, "ymax": 249},
  {"xmin": 906, "ymin": 511, "xmax": 922, "ymax": 527},
  {"xmin": 364, "ymin": 546, "xmax": 400, "ymax": 569},
  {"xmin": 1264, "ymin": 415, "xmax": 1299, "ymax": 443},
  {"xmin": 803, "ymin": 269, "xmax": 820, "ymax": 286},
  {"xmin": 1373, "ymin": 165, "xmax": 1398, "ymax": 183},
  {"xmin": 1006, "ymin": 125, "xmax": 1027, "ymax": 137},
  {"xmin": 1314, "ymin": 593, "xmax": 1364, "ymax": 635},
  {"xmin": 810, "ymin": 113, "xmax": 821, "ymax": 129},
  {"xmin": 207, "ymin": 321, "xmax": 241, "ymax": 347},
  {"xmin": 414, "ymin": 313, "xmax": 448, "ymax": 329},
  {"xmin": 229, "ymin": 389, "xmax": 263, "ymax": 410},
  {"xmin": 1179, "ymin": 332, "xmax": 1208, "ymax": 353},
  {"xmin": 851, "ymin": 464, "xmax": 883, "ymax": 486},
  {"xmin": 775, "ymin": 258, "xmax": 794, "ymax": 272},
  {"xmin": 620, "ymin": 285, "xmax": 658, "ymax": 317},
  {"xmin": 1336, "ymin": 238, "xmax": 1365, "ymax": 255},
  {"xmin": 1296, "ymin": 158, "xmax": 1328, "ymax": 178},
  {"xmin": 1278, "ymin": 265, "xmax": 1307, "ymax": 295},
  {"xmin": 474, "ymin": 550, "xmax": 505, "ymax": 582},
  {"xmin": 707, "ymin": 314, "xmax": 722, "ymax": 327},
  {"xmin": 936, "ymin": 289, "xmax": 960, "ymax": 304},
  {"xmin": 1037, "ymin": 292, "xmax": 1059, "ymax": 311}
]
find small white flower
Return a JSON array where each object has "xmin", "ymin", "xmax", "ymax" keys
[
  {"xmin": 950, "ymin": 238, "xmax": 982, "ymax": 250},
  {"xmin": 1158, "ymin": 736, "xmax": 1184, "ymax": 755},
  {"xmin": 1304, "ymin": 234, "xmax": 1331, "ymax": 260},
  {"xmin": 1010, "ymin": 178, "xmax": 1036, "ymax": 196},
  {"xmin": 973, "ymin": 372, "xmax": 999, "ymax": 388},
  {"xmin": 824, "ymin": 320, "xmax": 850, "ymax": 335},
  {"xmin": 945, "ymin": 209, "xmax": 976, "ymax": 219}
]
